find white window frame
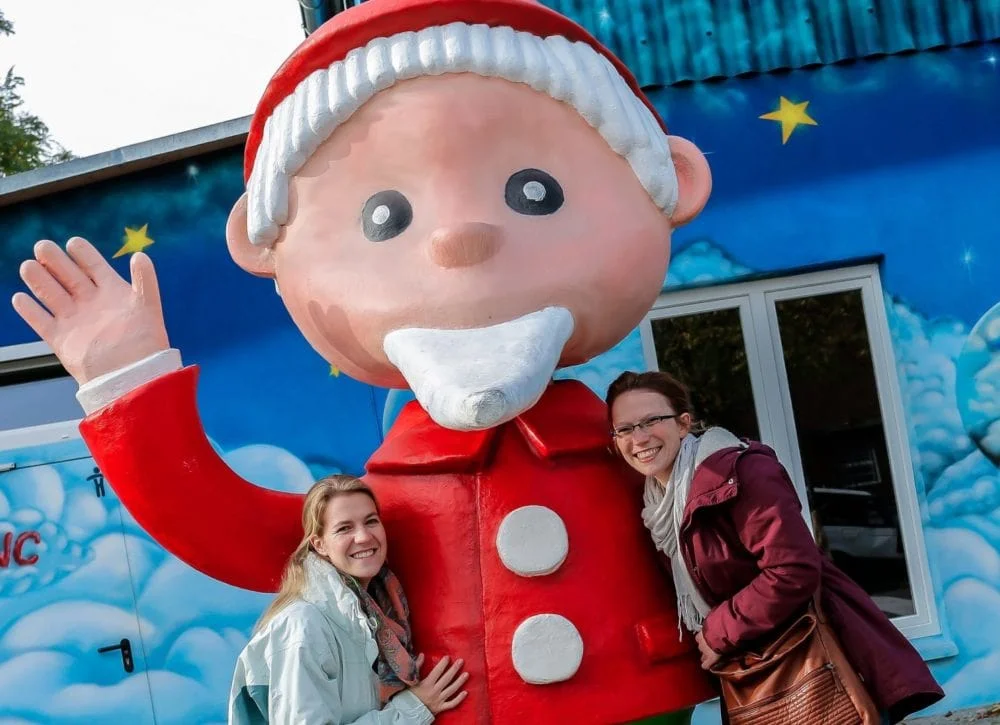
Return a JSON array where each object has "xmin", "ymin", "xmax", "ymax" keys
[
  {"xmin": 639, "ymin": 262, "xmax": 940, "ymax": 640},
  {"xmin": 0, "ymin": 340, "xmax": 55, "ymax": 365}
]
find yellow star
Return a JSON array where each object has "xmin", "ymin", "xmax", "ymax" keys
[
  {"xmin": 113, "ymin": 224, "xmax": 155, "ymax": 258},
  {"xmin": 759, "ymin": 97, "xmax": 818, "ymax": 144},
  {"xmin": 329, "ymin": 365, "xmax": 340, "ymax": 377}
]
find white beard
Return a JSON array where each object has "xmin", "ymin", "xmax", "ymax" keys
[{"xmin": 383, "ymin": 307, "xmax": 575, "ymax": 431}]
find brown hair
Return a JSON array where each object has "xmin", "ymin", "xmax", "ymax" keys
[
  {"xmin": 255, "ymin": 474, "xmax": 379, "ymax": 632},
  {"xmin": 605, "ymin": 370, "xmax": 703, "ymax": 432}
]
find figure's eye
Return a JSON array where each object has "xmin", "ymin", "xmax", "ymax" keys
[
  {"xmin": 505, "ymin": 169, "xmax": 564, "ymax": 216},
  {"xmin": 362, "ymin": 190, "xmax": 412, "ymax": 241}
]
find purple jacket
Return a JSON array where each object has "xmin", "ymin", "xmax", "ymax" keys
[{"xmin": 681, "ymin": 442, "xmax": 944, "ymax": 723}]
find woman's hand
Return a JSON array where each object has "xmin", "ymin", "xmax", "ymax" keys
[
  {"xmin": 695, "ymin": 631, "xmax": 722, "ymax": 670},
  {"xmin": 409, "ymin": 653, "xmax": 470, "ymax": 714}
]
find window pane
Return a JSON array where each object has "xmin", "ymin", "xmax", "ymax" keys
[
  {"xmin": 650, "ymin": 308, "xmax": 760, "ymax": 440},
  {"xmin": 0, "ymin": 358, "xmax": 83, "ymax": 432},
  {"xmin": 775, "ymin": 289, "xmax": 914, "ymax": 618}
]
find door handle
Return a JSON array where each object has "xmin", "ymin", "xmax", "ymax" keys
[{"xmin": 97, "ymin": 638, "xmax": 134, "ymax": 673}]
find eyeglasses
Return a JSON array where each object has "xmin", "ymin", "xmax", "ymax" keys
[{"xmin": 611, "ymin": 414, "xmax": 679, "ymax": 439}]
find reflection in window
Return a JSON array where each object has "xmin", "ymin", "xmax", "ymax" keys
[
  {"xmin": 776, "ymin": 290, "xmax": 914, "ymax": 618},
  {"xmin": 651, "ymin": 308, "xmax": 760, "ymax": 441}
]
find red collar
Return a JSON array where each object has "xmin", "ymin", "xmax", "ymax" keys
[{"xmin": 366, "ymin": 380, "xmax": 613, "ymax": 474}]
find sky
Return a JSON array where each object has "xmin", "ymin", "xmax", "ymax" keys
[{"xmin": 0, "ymin": 0, "xmax": 305, "ymax": 159}]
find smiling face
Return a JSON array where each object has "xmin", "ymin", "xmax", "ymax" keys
[
  {"xmin": 229, "ymin": 73, "xmax": 710, "ymax": 390},
  {"xmin": 311, "ymin": 492, "xmax": 387, "ymax": 585},
  {"xmin": 610, "ymin": 388, "xmax": 692, "ymax": 482}
]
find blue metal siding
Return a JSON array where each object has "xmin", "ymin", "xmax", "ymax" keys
[{"xmin": 542, "ymin": 0, "xmax": 1000, "ymax": 86}]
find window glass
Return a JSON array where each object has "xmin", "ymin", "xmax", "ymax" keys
[
  {"xmin": 775, "ymin": 290, "xmax": 914, "ymax": 618},
  {"xmin": 0, "ymin": 355, "xmax": 83, "ymax": 432},
  {"xmin": 650, "ymin": 307, "xmax": 760, "ymax": 440}
]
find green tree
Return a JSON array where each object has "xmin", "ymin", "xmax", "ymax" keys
[{"xmin": 0, "ymin": 10, "xmax": 73, "ymax": 176}]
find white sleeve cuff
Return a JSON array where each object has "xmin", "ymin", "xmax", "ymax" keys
[
  {"xmin": 387, "ymin": 690, "xmax": 434, "ymax": 725},
  {"xmin": 75, "ymin": 348, "xmax": 183, "ymax": 415}
]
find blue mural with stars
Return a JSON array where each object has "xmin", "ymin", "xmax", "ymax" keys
[{"xmin": 1, "ymin": 41, "xmax": 999, "ymax": 723}]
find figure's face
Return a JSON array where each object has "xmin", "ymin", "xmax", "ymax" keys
[
  {"xmin": 311, "ymin": 493, "xmax": 387, "ymax": 585},
  {"xmin": 266, "ymin": 74, "xmax": 675, "ymax": 388},
  {"xmin": 610, "ymin": 389, "xmax": 692, "ymax": 481}
]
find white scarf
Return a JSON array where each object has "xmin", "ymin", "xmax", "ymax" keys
[{"xmin": 641, "ymin": 428, "xmax": 744, "ymax": 637}]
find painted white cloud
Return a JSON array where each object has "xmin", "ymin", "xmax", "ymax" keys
[
  {"xmin": 935, "ymin": 651, "xmax": 1000, "ymax": 715},
  {"xmin": 926, "ymin": 450, "xmax": 1000, "ymax": 523},
  {"xmin": 944, "ymin": 577, "xmax": 1000, "ymax": 659},
  {"xmin": 0, "ymin": 511, "xmax": 92, "ymax": 596},
  {"xmin": 666, "ymin": 239, "xmax": 752, "ymax": 287},
  {"xmin": 43, "ymin": 673, "xmax": 207, "ymax": 725},
  {"xmin": 222, "ymin": 443, "xmax": 316, "ymax": 494},
  {"xmin": 3, "ymin": 465, "xmax": 66, "ymax": 521},
  {"xmin": 136, "ymin": 558, "xmax": 271, "ymax": 651},
  {"xmin": 1, "ymin": 600, "xmax": 156, "ymax": 653},
  {"xmin": 60, "ymin": 487, "xmax": 109, "ymax": 541},
  {"xmin": 164, "ymin": 627, "xmax": 245, "ymax": 697},
  {"xmin": 51, "ymin": 534, "xmax": 164, "ymax": 610},
  {"xmin": 957, "ymin": 301, "xmax": 1000, "ymax": 465},
  {"xmin": 0, "ymin": 651, "xmax": 79, "ymax": 712},
  {"xmin": 885, "ymin": 296, "xmax": 978, "ymax": 494},
  {"xmin": 922, "ymin": 516, "xmax": 1000, "ymax": 712},
  {"xmin": 0, "ymin": 441, "xmax": 297, "ymax": 723},
  {"xmin": 925, "ymin": 527, "xmax": 1000, "ymax": 592}
]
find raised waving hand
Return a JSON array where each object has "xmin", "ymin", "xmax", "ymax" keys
[{"xmin": 11, "ymin": 237, "xmax": 170, "ymax": 385}]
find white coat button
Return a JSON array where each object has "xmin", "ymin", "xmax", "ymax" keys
[
  {"xmin": 511, "ymin": 614, "xmax": 584, "ymax": 684},
  {"xmin": 496, "ymin": 505, "xmax": 568, "ymax": 577}
]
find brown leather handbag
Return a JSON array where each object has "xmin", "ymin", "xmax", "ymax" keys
[{"xmin": 708, "ymin": 591, "xmax": 881, "ymax": 724}]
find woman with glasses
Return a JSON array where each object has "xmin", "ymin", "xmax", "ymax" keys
[{"xmin": 605, "ymin": 371, "xmax": 942, "ymax": 725}]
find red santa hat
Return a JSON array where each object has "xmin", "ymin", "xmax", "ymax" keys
[{"xmin": 244, "ymin": 0, "xmax": 678, "ymax": 246}]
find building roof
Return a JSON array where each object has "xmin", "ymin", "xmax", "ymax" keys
[{"xmin": 544, "ymin": 0, "xmax": 1000, "ymax": 87}]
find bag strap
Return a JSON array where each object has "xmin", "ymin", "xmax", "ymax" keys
[{"xmin": 810, "ymin": 584, "xmax": 826, "ymax": 623}]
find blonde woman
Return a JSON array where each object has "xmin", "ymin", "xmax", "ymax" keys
[{"xmin": 229, "ymin": 475, "xmax": 469, "ymax": 724}]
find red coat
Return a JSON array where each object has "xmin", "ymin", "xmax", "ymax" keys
[
  {"xmin": 683, "ymin": 442, "xmax": 944, "ymax": 724},
  {"xmin": 80, "ymin": 367, "xmax": 716, "ymax": 724}
]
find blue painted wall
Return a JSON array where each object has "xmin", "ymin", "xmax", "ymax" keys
[{"xmin": 1, "ymin": 42, "xmax": 999, "ymax": 722}]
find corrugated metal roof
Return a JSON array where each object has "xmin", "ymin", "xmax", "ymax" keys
[{"xmin": 543, "ymin": 0, "xmax": 1000, "ymax": 86}]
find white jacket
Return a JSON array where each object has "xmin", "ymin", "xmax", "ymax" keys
[{"xmin": 228, "ymin": 554, "xmax": 434, "ymax": 725}]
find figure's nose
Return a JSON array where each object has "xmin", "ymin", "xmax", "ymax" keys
[{"xmin": 427, "ymin": 222, "xmax": 503, "ymax": 268}]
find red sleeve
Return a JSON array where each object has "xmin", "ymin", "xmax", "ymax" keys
[
  {"xmin": 79, "ymin": 366, "xmax": 304, "ymax": 592},
  {"xmin": 700, "ymin": 452, "xmax": 822, "ymax": 655}
]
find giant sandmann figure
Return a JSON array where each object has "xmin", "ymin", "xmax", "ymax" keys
[{"xmin": 13, "ymin": 0, "xmax": 717, "ymax": 721}]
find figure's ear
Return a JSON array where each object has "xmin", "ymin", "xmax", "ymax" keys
[
  {"xmin": 667, "ymin": 136, "xmax": 712, "ymax": 227},
  {"xmin": 310, "ymin": 535, "xmax": 326, "ymax": 556},
  {"xmin": 226, "ymin": 193, "xmax": 276, "ymax": 277}
]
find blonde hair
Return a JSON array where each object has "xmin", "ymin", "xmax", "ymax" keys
[{"xmin": 255, "ymin": 474, "xmax": 379, "ymax": 632}]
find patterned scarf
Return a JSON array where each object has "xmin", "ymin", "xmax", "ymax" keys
[{"xmin": 340, "ymin": 565, "xmax": 419, "ymax": 703}]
